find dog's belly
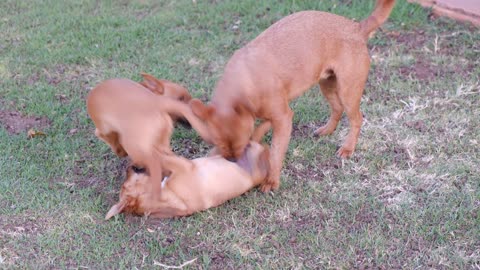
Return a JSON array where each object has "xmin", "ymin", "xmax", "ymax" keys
[{"xmin": 191, "ymin": 158, "xmax": 254, "ymax": 209}]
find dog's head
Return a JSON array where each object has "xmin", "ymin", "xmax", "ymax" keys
[
  {"xmin": 140, "ymin": 73, "xmax": 192, "ymax": 103},
  {"xmin": 105, "ymin": 163, "xmax": 163, "ymax": 220},
  {"xmin": 236, "ymin": 141, "xmax": 270, "ymax": 182},
  {"xmin": 190, "ymin": 98, "xmax": 255, "ymax": 161}
]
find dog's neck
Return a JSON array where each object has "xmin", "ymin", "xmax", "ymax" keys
[{"xmin": 236, "ymin": 151, "xmax": 253, "ymax": 176}]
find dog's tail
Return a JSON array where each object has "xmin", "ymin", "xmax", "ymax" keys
[
  {"xmin": 157, "ymin": 97, "xmax": 213, "ymax": 144},
  {"xmin": 359, "ymin": 0, "xmax": 395, "ymax": 40}
]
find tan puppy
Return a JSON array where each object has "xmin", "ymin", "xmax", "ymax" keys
[
  {"xmin": 86, "ymin": 78, "xmax": 211, "ymax": 173},
  {"xmin": 190, "ymin": 0, "xmax": 395, "ymax": 192},
  {"xmin": 105, "ymin": 141, "xmax": 270, "ymax": 219}
]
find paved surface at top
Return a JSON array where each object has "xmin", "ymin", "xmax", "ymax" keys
[{"xmin": 411, "ymin": 0, "xmax": 480, "ymax": 25}]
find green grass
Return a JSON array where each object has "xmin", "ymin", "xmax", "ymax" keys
[{"xmin": 1, "ymin": 0, "xmax": 479, "ymax": 268}]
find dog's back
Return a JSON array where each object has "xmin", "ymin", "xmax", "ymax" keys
[{"xmin": 87, "ymin": 78, "xmax": 174, "ymax": 156}]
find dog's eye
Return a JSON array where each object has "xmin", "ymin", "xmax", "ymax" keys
[
  {"xmin": 131, "ymin": 166, "xmax": 146, "ymax": 174},
  {"xmin": 179, "ymin": 96, "xmax": 185, "ymax": 101}
]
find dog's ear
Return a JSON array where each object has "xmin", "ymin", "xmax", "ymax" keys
[
  {"xmin": 140, "ymin": 72, "xmax": 165, "ymax": 95},
  {"xmin": 105, "ymin": 199, "xmax": 128, "ymax": 220},
  {"xmin": 190, "ymin": 98, "xmax": 214, "ymax": 121}
]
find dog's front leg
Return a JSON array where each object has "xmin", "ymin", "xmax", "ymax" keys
[{"xmin": 259, "ymin": 109, "xmax": 293, "ymax": 193}]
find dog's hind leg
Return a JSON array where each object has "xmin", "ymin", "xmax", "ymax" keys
[
  {"xmin": 95, "ymin": 129, "xmax": 127, "ymax": 157},
  {"xmin": 335, "ymin": 68, "xmax": 369, "ymax": 158},
  {"xmin": 314, "ymin": 77, "xmax": 343, "ymax": 136}
]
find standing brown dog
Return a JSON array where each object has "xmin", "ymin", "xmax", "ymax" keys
[{"xmin": 190, "ymin": 0, "xmax": 395, "ymax": 192}]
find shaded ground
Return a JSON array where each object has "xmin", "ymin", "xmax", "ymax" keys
[{"xmin": 0, "ymin": 109, "xmax": 50, "ymax": 135}]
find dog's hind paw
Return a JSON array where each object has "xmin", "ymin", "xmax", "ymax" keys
[
  {"xmin": 336, "ymin": 146, "xmax": 353, "ymax": 159},
  {"xmin": 259, "ymin": 179, "xmax": 280, "ymax": 193}
]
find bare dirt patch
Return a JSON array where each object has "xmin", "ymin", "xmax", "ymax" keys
[
  {"xmin": 371, "ymin": 29, "xmax": 478, "ymax": 85},
  {"xmin": 398, "ymin": 56, "xmax": 438, "ymax": 81},
  {"xmin": 386, "ymin": 30, "xmax": 429, "ymax": 50},
  {"xmin": 292, "ymin": 123, "xmax": 316, "ymax": 138},
  {"xmin": 172, "ymin": 136, "xmax": 211, "ymax": 159},
  {"xmin": 0, "ymin": 110, "xmax": 50, "ymax": 135},
  {"xmin": 0, "ymin": 215, "xmax": 43, "ymax": 239}
]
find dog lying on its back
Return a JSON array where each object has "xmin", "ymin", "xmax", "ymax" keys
[
  {"xmin": 105, "ymin": 141, "xmax": 270, "ymax": 219},
  {"xmin": 86, "ymin": 78, "xmax": 211, "ymax": 177},
  {"xmin": 190, "ymin": 0, "xmax": 396, "ymax": 192}
]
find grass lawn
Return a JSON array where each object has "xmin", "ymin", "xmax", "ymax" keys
[{"xmin": 1, "ymin": 0, "xmax": 479, "ymax": 268}]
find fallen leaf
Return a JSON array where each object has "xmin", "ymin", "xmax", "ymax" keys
[
  {"xmin": 27, "ymin": 128, "xmax": 46, "ymax": 139},
  {"xmin": 69, "ymin": 128, "xmax": 78, "ymax": 134}
]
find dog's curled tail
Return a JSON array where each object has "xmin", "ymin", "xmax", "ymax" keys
[
  {"xmin": 159, "ymin": 97, "xmax": 213, "ymax": 144},
  {"xmin": 359, "ymin": 0, "xmax": 395, "ymax": 39}
]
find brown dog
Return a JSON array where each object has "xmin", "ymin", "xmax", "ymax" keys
[
  {"xmin": 86, "ymin": 78, "xmax": 211, "ymax": 175},
  {"xmin": 190, "ymin": 0, "xmax": 395, "ymax": 192},
  {"xmin": 105, "ymin": 141, "xmax": 269, "ymax": 219}
]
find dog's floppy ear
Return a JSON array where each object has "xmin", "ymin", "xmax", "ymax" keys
[
  {"xmin": 190, "ymin": 98, "xmax": 214, "ymax": 121},
  {"xmin": 105, "ymin": 199, "xmax": 128, "ymax": 220},
  {"xmin": 140, "ymin": 72, "xmax": 165, "ymax": 95}
]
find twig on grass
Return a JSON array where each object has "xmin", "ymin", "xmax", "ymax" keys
[{"xmin": 153, "ymin": 258, "xmax": 197, "ymax": 269}]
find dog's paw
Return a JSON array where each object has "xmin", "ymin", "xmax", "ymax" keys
[
  {"xmin": 259, "ymin": 179, "xmax": 280, "ymax": 193},
  {"xmin": 313, "ymin": 125, "xmax": 335, "ymax": 136},
  {"xmin": 259, "ymin": 183, "xmax": 273, "ymax": 193},
  {"xmin": 336, "ymin": 146, "xmax": 353, "ymax": 159}
]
